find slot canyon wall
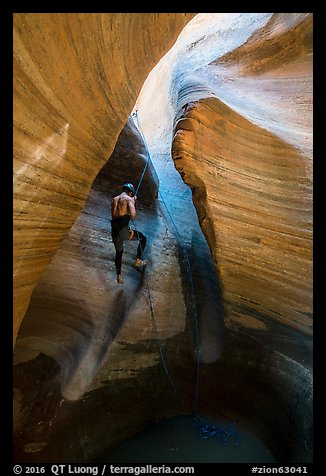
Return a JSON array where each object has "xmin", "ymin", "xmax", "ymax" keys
[
  {"xmin": 172, "ymin": 13, "xmax": 313, "ymax": 335},
  {"xmin": 135, "ymin": 12, "xmax": 313, "ymax": 462},
  {"xmin": 13, "ymin": 13, "xmax": 313, "ymax": 463},
  {"xmin": 13, "ymin": 12, "xmax": 195, "ymax": 345}
]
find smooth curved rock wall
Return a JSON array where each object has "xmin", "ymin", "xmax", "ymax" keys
[
  {"xmin": 135, "ymin": 12, "xmax": 313, "ymax": 462},
  {"xmin": 13, "ymin": 13, "xmax": 313, "ymax": 463},
  {"xmin": 14, "ymin": 104, "xmax": 225, "ymax": 461},
  {"xmin": 173, "ymin": 97, "xmax": 312, "ymax": 334},
  {"xmin": 13, "ymin": 13, "xmax": 195, "ymax": 344}
]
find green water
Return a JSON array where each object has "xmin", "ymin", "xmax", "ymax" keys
[{"xmin": 96, "ymin": 415, "xmax": 276, "ymax": 463}]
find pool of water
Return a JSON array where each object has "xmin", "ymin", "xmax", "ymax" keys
[{"xmin": 96, "ymin": 415, "xmax": 276, "ymax": 463}]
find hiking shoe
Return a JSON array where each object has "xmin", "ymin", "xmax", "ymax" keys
[
  {"xmin": 117, "ymin": 274, "xmax": 123, "ymax": 284},
  {"xmin": 133, "ymin": 259, "xmax": 147, "ymax": 268}
]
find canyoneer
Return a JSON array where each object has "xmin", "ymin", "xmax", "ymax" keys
[{"xmin": 111, "ymin": 183, "xmax": 147, "ymax": 284}]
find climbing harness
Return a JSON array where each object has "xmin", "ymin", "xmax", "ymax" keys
[{"xmin": 130, "ymin": 110, "xmax": 239, "ymax": 446}]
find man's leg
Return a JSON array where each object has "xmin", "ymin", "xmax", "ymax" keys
[
  {"xmin": 130, "ymin": 230, "xmax": 147, "ymax": 265},
  {"xmin": 114, "ymin": 240, "xmax": 124, "ymax": 283},
  {"xmin": 115, "ymin": 250, "xmax": 123, "ymax": 274},
  {"xmin": 136, "ymin": 231, "xmax": 147, "ymax": 259}
]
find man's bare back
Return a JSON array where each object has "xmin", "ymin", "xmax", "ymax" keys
[
  {"xmin": 111, "ymin": 192, "xmax": 137, "ymax": 220},
  {"xmin": 110, "ymin": 184, "xmax": 146, "ymax": 283}
]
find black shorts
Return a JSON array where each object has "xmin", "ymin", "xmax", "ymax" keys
[{"xmin": 111, "ymin": 215, "xmax": 134, "ymax": 252}]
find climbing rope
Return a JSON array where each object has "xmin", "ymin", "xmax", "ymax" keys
[
  {"xmin": 131, "ymin": 109, "xmax": 200, "ymax": 413},
  {"xmin": 130, "ymin": 110, "xmax": 239, "ymax": 445},
  {"xmin": 157, "ymin": 189, "xmax": 200, "ymax": 413},
  {"xmin": 129, "ymin": 111, "xmax": 178, "ymax": 398},
  {"xmin": 132, "ymin": 110, "xmax": 151, "ymax": 197},
  {"xmin": 144, "ymin": 270, "xmax": 178, "ymax": 395}
]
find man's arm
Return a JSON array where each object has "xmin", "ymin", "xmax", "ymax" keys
[
  {"xmin": 128, "ymin": 197, "xmax": 136, "ymax": 220},
  {"xmin": 111, "ymin": 198, "xmax": 116, "ymax": 218}
]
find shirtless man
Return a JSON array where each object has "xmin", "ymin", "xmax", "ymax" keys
[{"xmin": 111, "ymin": 183, "xmax": 147, "ymax": 283}]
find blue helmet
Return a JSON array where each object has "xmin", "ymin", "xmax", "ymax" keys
[{"xmin": 122, "ymin": 183, "xmax": 135, "ymax": 196}]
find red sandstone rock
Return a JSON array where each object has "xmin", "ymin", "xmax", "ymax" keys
[
  {"xmin": 13, "ymin": 13, "xmax": 195, "ymax": 345},
  {"xmin": 13, "ymin": 13, "xmax": 313, "ymax": 464}
]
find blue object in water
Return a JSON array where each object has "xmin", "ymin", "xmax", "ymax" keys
[
  {"xmin": 95, "ymin": 415, "xmax": 276, "ymax": 463},
  {"xmin": 195, "ymin": 415, "xmax": 240, "ymax": 447}
]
